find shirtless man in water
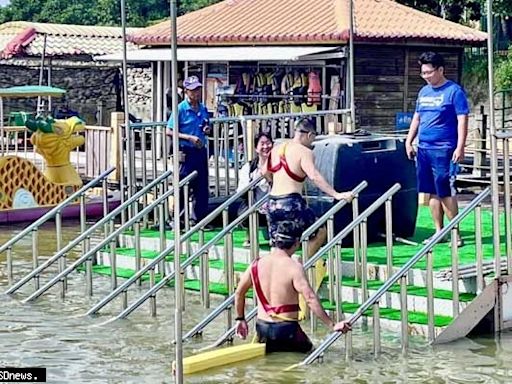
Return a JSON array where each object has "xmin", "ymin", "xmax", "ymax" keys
[
  {"xmin": 234, "ymin": 220, "xmax": 351, "ymax": 353},
  {"xmin": 263, "ymin": 118, "xmax": 353, "ymax": 256}
]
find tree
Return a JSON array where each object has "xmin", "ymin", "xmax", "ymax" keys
[{"xmin": 0, "ymin": 0, "xmax": 224, "ymax": 26}]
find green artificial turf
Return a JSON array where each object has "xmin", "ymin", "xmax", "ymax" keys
[
  {"xmin": 88, "ymin": 265, "xmax": 451, "ymax": 327},
  {"xmin": 126, "ymin": 205, "xmax": 504, "ymax": 271}
]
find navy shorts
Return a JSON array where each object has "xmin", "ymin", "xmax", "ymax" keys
[
  {"xmin": 256, "ymin": 319, "xmax": 313, "ymax": 353},
  {"xmin": 417, "ymin": 147, "xmax": 458, "ymax": 198},
  {"xmin": 267, "ymin": 193, "xmax": 317, "ymax": 245}
]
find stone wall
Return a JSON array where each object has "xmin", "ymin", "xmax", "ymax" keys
[
  {"xmin": 1, "ymin": 63, "xmax": 152, "ymax": 126},
  {"xmin": 127, "ymin": 67, "xmax": 152, "ymax": 122}
]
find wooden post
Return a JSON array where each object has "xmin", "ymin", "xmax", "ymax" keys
[
  {"xmin": 473, "ymin": 105, "xmax": 487, "ymax": 177},
  {"xmin": 109, "ymin": 112, "xmax": 124, "ymax": 182}
]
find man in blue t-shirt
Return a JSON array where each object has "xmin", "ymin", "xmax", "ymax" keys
[
  {"xmin": 166, "ymin": 75, "xmax": 210, "ymax": 224},
  {"xmin": 405, "ymin": 52, "xmax": 469, "ymax": 246}
]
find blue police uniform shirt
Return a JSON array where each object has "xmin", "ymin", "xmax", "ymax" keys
[
  {"xmin": 416, "ymin": 80, "xmax": 469, "ymax": 149},
  {"xmin": 167, "ymin": 99, "xmax": 209, "ymax": 148}
]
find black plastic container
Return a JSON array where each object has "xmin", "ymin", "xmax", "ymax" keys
[{"xmin": 305, "ymin": 133, "xmax": 418, "ymax": 242}]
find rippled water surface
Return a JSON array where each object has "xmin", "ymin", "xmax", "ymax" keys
[{"xmin": 1, "ymin": 223, "xmax": 512, "ymax": 383}]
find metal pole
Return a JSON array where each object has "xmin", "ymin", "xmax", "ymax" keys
[
  {"xmin": 486, "ymin": 0, "xmax": 501, "ymax": 278},
  {"xmin": 169, "ymin": 0, "xmax": 183, "ymax": 381},
  {"xmin": 37, "ymin": 34, "xmax": 47, "ymax": 114},
  {"xmin": 475, "ymin": 205, "xmax": 484, "ymax": 292},
  {"xmin": 502, "ymin": 139, "xmax": 512, "ymax": 274},
  {"xmin": 32, "ymin": 230, "xmax": 39, "ymax": 290},
  {"xmin": 426, "ymin": 250, "xmax": 435, "ymax": 343},
  {"xmin": 348, "ymin": 0, "xmax": 356, "ymax": 131},
  {"xmin": 120, "ymin": 0, "xmax": 133, "ymax": 217}
]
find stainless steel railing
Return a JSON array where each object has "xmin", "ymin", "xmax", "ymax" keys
[
  {"xmin": 19, "ymin": 172, "xmax": 197, "ymax": 303},
  {"xmin": 181, "ymin": 181, "xmax": 369, "ymax": 343},
  {"xmin": 0, "ymin": 167, "xmax": 116, "ymax": 286},
  {"xmin": 85, "ymin": 175, "xmax": 268, "ymax": 317},
  {"xmin": 296, "ymin": 187, "xmax": 491, "ymax": 367},
  {"xmin": 202, "ymin": 183, "xmax": 401, "ymax": 351},
  {"xmin": 120, "ymin": 110, "xmax": 349, "ymax": 208},
  {"xmin": 107, "ymin": 195, "xmax": 269, "ymax": 323},
  {"xmin": 5, "ymin": 168, "xmax": 175, "ymax": 296}
]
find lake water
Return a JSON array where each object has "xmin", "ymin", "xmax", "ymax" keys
[{"xmin": 1, "ymin": 223, "xmax": 511, "ymax": 383}]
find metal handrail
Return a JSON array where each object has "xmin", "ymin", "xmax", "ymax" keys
[
  {"xmin": 203, "ymin": 183, "xmax": 401, "ymax": 351},
  {"xmin": 0, "ymin": 167, "xmax": 116, "ymax": 254},
  {"xmin": 126, "ymin": 109, "xmax": 350, "ymax": 130},
  {"xmin": 86, "ymin": 175, "xmax": 267, "ymax": 316},
  {"xmin": 5, "ymin": 168, "xmax": 175, "ymax": 295},
  {"xmin": 109, "ymin": 194, "xmax": 269, "ymax": 321},
  {"xmin": 301, "ymin": 181, "xmax": 368, "ymax": 240},
  {"xmin": 21, "ymin": 171, "xmax": 197, "ymax": 302},
  {"xmin": 181, "ymin": 181, "xmax": 368, "ymax": 342},
  {"xmin": 297, "ymin": 187, "xmax": 491, "ymax": 367}
]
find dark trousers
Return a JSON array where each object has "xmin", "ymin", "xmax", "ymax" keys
[{"xmin": 179, "ymin": 146, "xmax": 209, "ymax": 221}]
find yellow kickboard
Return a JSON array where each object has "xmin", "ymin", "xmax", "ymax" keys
[
  {"xmin": 178, "ymin": 343, "xmax": 266, "ymax": 375},
  {"xmin": 298, "ymin": 258, "xmax": 327, "ymax": 320}
]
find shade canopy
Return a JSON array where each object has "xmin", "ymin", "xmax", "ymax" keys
[{"xmin": 0, "ymin": 85, "xmax": 66, "ymax": 98}]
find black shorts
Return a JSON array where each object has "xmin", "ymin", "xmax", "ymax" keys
[{"xmin": 256, "ymin": 319, "xmax": 313, "ymax": 354}]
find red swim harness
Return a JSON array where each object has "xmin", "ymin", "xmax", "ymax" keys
[
  {"xmin": 267, "ymin": 143, "xmax": 306, "ymax": 183},
  {"xmin": 250, "ymin": 259, "xmax": 300, "ymax": 315}
]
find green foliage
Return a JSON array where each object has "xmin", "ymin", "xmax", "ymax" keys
[
  {"xmin": 0, "ymin": 0, "xmax": 225, "ymax": 26},
  {"xmin": 462, "ymin": 53, "xmax": 489, "ymax": 106},
  {"xmin": 495, "ymin": 47, "xmax": 512, "ymax": 91}
]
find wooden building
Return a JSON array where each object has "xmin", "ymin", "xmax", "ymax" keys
[{"xmin": 101, "ymin": 0, "xmax": 487, "ymax": 130}]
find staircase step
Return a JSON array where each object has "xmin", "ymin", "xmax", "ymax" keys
[
  {"xmin": 88, "ymin": 265, "xmax": 452, "ymax": 328},
  {"xmin": 326, "ymin": 275, "xmax": 476, "ymax": 302},
  {"xmin": 89, "ymin": 264, "xmax": 254, "ymax": 298},
  {"xmin": 320, "ymin": 300, "xmax": 453, "ymax": 328}
]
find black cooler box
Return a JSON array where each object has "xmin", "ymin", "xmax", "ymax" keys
[{"xmin": 305, "ymin": 134, "xmax": 418, "ymax": 242}]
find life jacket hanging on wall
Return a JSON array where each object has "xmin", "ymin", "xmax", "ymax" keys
[{"xmin": 307, "ymin": 71, "xmax": 322, "ymax": 105}]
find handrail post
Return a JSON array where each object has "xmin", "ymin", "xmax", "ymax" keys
[
  {"xmin": 302, "ymin": 239, "xmax": 311, "ymax": 322},
  {"xmin": 352, "ymin": 197, "xmax": 361, "ymax": 282},
  {"xmin": 426, "ymin": 250, "xmax": 435, "ymax": 343},
  {"xmin": 450, "ymin": 227, "xmax": 460, "ymax": 316},
  {"xmin": 134, "ymin": 220, "xmax": 142, "ymax": 286},
  {"xmin": 102, "ymin": 178, "xmax": 109, "ymax": 236},
  {"xmin": 32, "ymin": 229, "xmax": 39, "ymax": 291},
  {"xmin": 335, "ymin": 240, "xmax": 343, "ymax": 321},
  {"xmin": 475, "ymin": 204, "xmax": 484, "ymax": 293},
  {"xmin": 55, "ymin": 211, "xmax": 66, "ymax": 297},
  {"xmin": 327, "ymin": 217, "xmax": 335, "ymax": 305},
  {"xmin": 373, "ymin": 302, "xmax": 381, "ymax": 357},
  {"xmin": 199, "ymin": 229, "xmax": 210, "ymax": 308},
  {"xmin": 503, "ymin": 137, "xmax": 512, "ymax": 274},
  {"xmin": 399, "ymin": 275, "xmax": 408, "ymax": 355},
  {"xmin": 223, "ymin": 209, "xmax": 233, "ymax": 332},
  {"xmin": 109, "ymin": 219, "xmax": 117, "ymax": 290},
  {"xmin": 213, "ymin": 123, "xmax": 220, "ymax": 197},
  {"xmin": 385, "ymin": 197, "xmax": 394, "ymax": 307},
  {"xmin": 158, "ymin": 202, "xmax": 167, "ymax": 278},
  {"xmin": 149, "ymin": 268, "xmax": 157, "ymax": 317},
  {"xmin": 184, "ymin": 183, "xmax": 191, "ymax": 257},
  {"xmin": 7, "ymin": 247, "xmax": 13, "ymax": 286}
]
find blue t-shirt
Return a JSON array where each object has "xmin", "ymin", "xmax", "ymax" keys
[
  {"xmin": 416, "ymin": 80, "xmax": 469, "ymax": 149},
  {"xmin": 167, "ymin": 99, "xmax": 209, "ymax": 148}
]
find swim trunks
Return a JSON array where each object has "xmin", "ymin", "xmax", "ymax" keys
[{"xmin": 256, "ymin": 319, "xmax": 313, "ymax": 353}]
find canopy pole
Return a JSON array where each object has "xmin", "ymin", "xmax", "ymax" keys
[
  {"xmin": 486, "ymin": 0, "xmax": 501, "ymax": 280},
  {"xmin": 170, "ymin": 0, "xmax": 183, "ymax": 382}
]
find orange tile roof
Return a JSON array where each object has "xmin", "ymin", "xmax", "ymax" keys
[
  {"xmin": 0, "ymin": 21, "xmax": 140, "ymax": 59},
  {"xmin": 129, "ymin": 0, "xmax": 487, "ymax": 46}
]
